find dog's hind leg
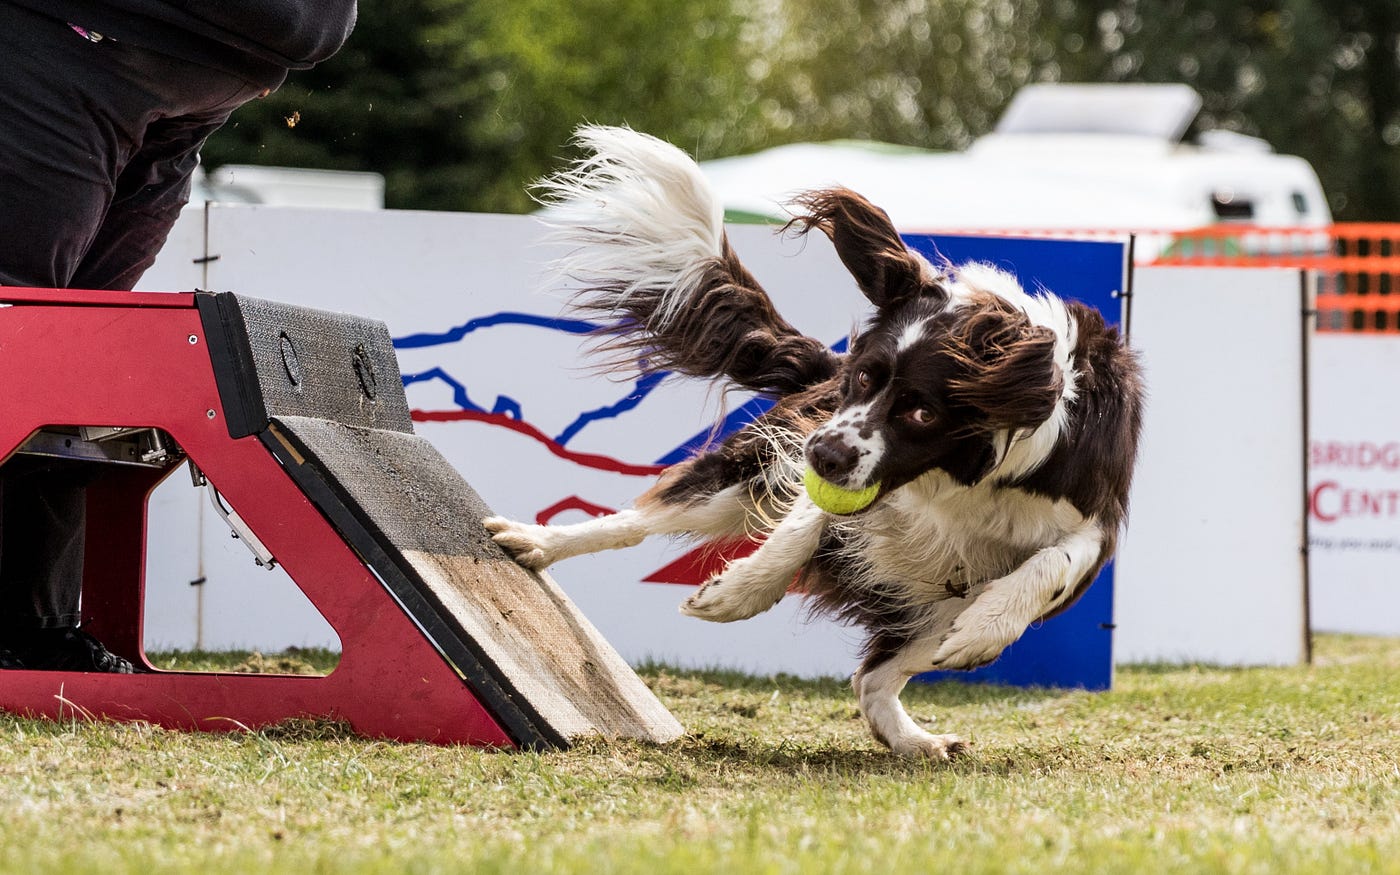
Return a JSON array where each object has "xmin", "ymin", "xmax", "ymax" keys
[
  {"xmin": 852, "ymin": 622, "xmax": 974, "ymax": 760},
  {"xmin": 853, "ymin": 523, "xmax": 1104, "ymax": 758},
  {"xmin": 679, "ymin": 494, "xmax": 826, "ymax": 622}
]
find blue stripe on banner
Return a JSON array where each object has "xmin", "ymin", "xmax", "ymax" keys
[{"xmin": 394, "ymin": 311, "xmax": 599, "ymax": 349}]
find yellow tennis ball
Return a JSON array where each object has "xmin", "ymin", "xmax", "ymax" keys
[{"xmin": 804, "ymin": 467, "xmax": 881, "ymax": 515}]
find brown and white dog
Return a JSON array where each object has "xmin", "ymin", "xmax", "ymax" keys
[{"xmin": 485, "ymin": 126, "xmax": 1144, "ymax": 759}]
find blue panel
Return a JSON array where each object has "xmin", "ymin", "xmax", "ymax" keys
[
  {"xmin": 902, "ymin": 233, "xmax": 1126, "ymax": 691},
  {"xmin": 903, "ymin": 234, "xmax": 1126, "ymax": 327}
]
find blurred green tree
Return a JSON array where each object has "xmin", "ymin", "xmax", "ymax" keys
[
  {"xmin": 201, "ymin": 0, "xmax": 502, "ymax": 212},
  {"xmin": 1040, "ymin": 0, "xmax": 1400, "ymax": 220},
  {"xmin": 202, "ymin": 0, "xmax": 761, "ymax": 213},
  {"xmin": 455, "ymin": 0, "xmax": 766, "ymax": 211},
  {"xmin": 751, "ymin": 0, "xmax": 1055, "ymax": 150},
  {"xmin": 202, "ymin": 0, "xmax": 1399, "ymax": 220}
]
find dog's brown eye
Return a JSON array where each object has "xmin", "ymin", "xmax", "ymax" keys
[
  {"xmin": 906, "ymin": 407, "xmax": 935, "ymax": 426},
  {"xmin": 855, "ymin": 370, "xmax": 872, "ymax": 390}
]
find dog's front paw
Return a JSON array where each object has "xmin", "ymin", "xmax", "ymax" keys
[
  {"xmin": 679, "ymin": 574, "xmax": 747, "ymax": 622},
  {"xmin": 679, "ymin": 570, "xmax": 785, "ymax": 623},
  {"xmin": 887, "ymin": 730, "xmax": 968, "ymax": 761},
  {"xmin": 482, "ymin": 516, "xmax": 555, "ymax": 570}
]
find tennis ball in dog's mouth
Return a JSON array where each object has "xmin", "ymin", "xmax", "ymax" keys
[{"xmin": 804, "ymin": 467, "xmax": 882, "ymax": 515}]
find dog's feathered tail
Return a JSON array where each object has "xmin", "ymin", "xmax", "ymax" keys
[{"xmin": 536, "ymin": 125, "xmax": 839, "ymax": 396}]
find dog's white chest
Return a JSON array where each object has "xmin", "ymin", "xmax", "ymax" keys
[{"xmin": 845, "ymin": 475, "xmax": 1087, "ymax": 602}]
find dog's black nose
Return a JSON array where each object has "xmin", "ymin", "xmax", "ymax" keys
[{"xmin": 808, "ymin": 434, "xmax": 859, "ymax": 482}]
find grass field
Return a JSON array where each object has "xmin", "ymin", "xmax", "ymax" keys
[{"xmin": 0, "ymin": 634, "xmax": 1396, "ymax": 874}]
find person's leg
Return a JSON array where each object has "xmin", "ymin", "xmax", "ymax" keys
[
  {"xmin": 0, "ymin": 459, "xmax": 85, "ymax": 629},
  {"xmin": 0, "ymin": 7, "xmax": 123, "ymax": 289},
  {"xmin": 0, "ymin": 7, "xmax": 140, "ymax": 668},
  {"xmin": 0, "ymin": 5, "xmax": 262, "ymax": 668},
  {"xmin": 0, "ymin": 459, "xmax": 131, "ymax": 672},
  {"xmin": 67, "ymin": 55, "xmax": 263, "ymax": 290},
  {"xmin": 0, "ymin": 6, "xmax": 263, "ymax": 290},
  {"xmin": 68, "ymin": 111, "xmax": 237, "ymax": 291}
]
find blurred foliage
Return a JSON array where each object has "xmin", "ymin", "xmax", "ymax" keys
[
  {"xmin": 1042, "ymin": 0, "xmax": 1400, "ymax": 220},
  {"xmin": 203, "ymin": 0, "xmax": 1400, "ymax": 220},
  {"xmin": 200, "ymin": 0, "xmax": 499, "ymax": 212},
  {"xmin": 202, "ymin": 0, "xmax": 759, "ymax": 212},
  {"xmin": 452, "ymin": 0, "xmax": 766, "ymax": 211},
  {"xmin": 752, "ymin": 0, "xmax": 1055, "ymax": 150}
]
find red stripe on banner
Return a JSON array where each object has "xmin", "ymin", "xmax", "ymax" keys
[
  {"xmin": 535, "ymin": 496, "xmax": 617, "ymax": 526},
  {"xmin": 642, "ymin": 538, "xmax": 761, "ymax": 586},
  {"xmin": 411, "ymin": 409, "xmax": 668, "ymax": 477}
]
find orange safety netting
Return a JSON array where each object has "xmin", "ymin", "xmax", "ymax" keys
[{"xmin": 1150, "ymin": 224, "xmax": 1400, "ymax": 333}]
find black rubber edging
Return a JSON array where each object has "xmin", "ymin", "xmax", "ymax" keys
[{"xmin": 259, "ymin": 425, "xmax": 564, "ymax": 751}]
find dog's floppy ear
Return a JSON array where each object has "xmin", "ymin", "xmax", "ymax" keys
[
  {"xmin": 946, "ymin": 297, "xmax": 1064, "ymax": 433},
  {"xmin": 788, "ymin": 188, "xmax": 943, "ymax": 310}
]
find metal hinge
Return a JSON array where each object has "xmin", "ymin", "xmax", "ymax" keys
[{"xmin": 188, "ymin": 461, "xmax": 278, "ymax": 570}]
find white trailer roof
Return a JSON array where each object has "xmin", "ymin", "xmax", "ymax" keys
[{"xmin": 700, "ymin": 85, "xmax": 1330, "ymax": 233}]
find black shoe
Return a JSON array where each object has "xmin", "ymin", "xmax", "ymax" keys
[{"xmin": 9, "ymin": 628, "xmax": 134, "ymax": 673}]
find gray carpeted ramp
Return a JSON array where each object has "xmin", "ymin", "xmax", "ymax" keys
[{"xmin": 198, "ymin": 292, "xmax": 682, "ymax": 749}]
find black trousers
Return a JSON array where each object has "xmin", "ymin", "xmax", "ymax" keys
[
  {"xmin": 0, "ymin": 459, "xmax": 95, "ymax": 629},
  {"xmin": 0, "ymin": 2, "xmax": 266, "ymax": 629}
]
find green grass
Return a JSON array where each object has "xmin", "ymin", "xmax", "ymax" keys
[
  {"xmin": 146, "ymin": 647, "xmax": 340, "ymax": 676},
  {"xmin": 1, "ymin": 635, "xmax": 1397, "ymax": 874}
]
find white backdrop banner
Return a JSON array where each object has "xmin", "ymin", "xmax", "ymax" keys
[
  {"xmin": 137, "ymin": 206, "xmax": 1321, "ymax": 673},
  {"xmin": 1114, "ymin": 266, "xmax": 1308, "ymax": 665},
  {"xmin": 1307, "ymin": 333, "xmax": 1400, "ymax": 635}
]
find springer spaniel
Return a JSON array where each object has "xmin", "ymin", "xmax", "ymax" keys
[{"xmin": 485, "ymin": 127, "xmax": 1144, "ymax": 759}]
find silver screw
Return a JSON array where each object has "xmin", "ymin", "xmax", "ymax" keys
[
  {"xmin": 188, "ymin": 334, "xmax": 199, "ymax": 345},
  {"xmin": 206, "ymin": 409, "xmax": 217, "ymax": 420}
]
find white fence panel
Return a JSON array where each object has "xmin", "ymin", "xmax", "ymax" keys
[{"xmin": 1115, "ymin": 266, "xmax": 1308, "ymax": 665}]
